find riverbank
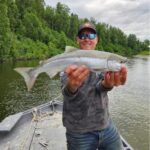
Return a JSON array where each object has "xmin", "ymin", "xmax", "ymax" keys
[
  {"xmin": 0, "ymin": 57, "xmax": 43, "ymax": 64},
  {"xmin": 134, "ymin": 55, "xmax": 150, "ymax": 59},
  {"xmin": 134, "ymin": 54, "xmax": 150, "ymax": 59},
  {"xmin": 133, "ymin": 50, "xmax": 149, "ymax": 58}
]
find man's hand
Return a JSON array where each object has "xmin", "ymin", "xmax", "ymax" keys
[
  {"xmin": 102, "ymin": 65, "xmax": 127, "ymax": 88},
  {"xmin": 65, "ymin": 65, "xmax": 90, "ymax": 93}
]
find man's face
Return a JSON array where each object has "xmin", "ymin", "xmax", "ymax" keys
[{"xmin": 77, "ymin": 29, "xmax": 98, "ymax": 50}]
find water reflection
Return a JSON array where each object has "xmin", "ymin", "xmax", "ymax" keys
[{"xmin": 0, "ymin": 60, "xmax": 62, "ymax": 120}]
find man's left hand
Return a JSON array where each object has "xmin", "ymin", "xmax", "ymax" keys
[{"xmin": 102, "ymin": 65, "xmax": 127, "ymax": 88}]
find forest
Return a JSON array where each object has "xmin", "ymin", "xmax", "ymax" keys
[{"xmin": 0, "ymin": 0, "xmax": 149, "ymax": 62}]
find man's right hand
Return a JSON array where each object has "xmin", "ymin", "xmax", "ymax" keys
[{"xmin": 65, "ymin": 65, "xmax": 90, "ymax": 93}]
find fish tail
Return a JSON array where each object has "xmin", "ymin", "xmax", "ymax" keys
[{"xmin": 14, "ymin": 67, "xmax": 37, "ymax": 91}]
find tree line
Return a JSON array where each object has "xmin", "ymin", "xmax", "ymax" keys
[{"xmin": 0, "ymin": 0, "xmax": 149, "ymax": 62}]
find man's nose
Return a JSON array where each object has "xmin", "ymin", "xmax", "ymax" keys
[{"xmin": 84, "ymin": 36, "xmax": 90, "ymax": 40}]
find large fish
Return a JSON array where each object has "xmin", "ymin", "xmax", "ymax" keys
[{"xmin": 14, "ymin": 46, "xmax": 127, "ymax": 91}]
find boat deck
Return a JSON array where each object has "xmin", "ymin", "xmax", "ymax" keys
[{"xmin": 0, "ymin": 100, "xmax": 133, "ymax": 150}]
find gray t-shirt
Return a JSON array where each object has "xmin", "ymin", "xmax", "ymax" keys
[{"xmin": 60, "ymin": 72, "xmax": 113, "ymax": 133}]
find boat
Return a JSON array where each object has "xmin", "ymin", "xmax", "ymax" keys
[{"xmin": 0, "ymin": 99, "xmax": 134, "ymax": 150}]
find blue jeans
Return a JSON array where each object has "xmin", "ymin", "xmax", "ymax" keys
[{"xmin": 66, "ymin": 120, "xmax": 123, "ymax": 150}]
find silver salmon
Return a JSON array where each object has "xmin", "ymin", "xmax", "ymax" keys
[{"xmin": 14, "ymin": 46, "xmax": 127, "ymax": 91}]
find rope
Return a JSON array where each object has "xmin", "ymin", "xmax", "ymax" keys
[
  {"xmin": 19, "ymin": 99, "xmax": 62, "ymax": 150},
  {"xmin": 19, "ymin": 108, "xmax": 39, "ymax": 150}
]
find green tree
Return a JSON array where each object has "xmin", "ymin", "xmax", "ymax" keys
[
  {"xmin": 68, "ymin": 13, "xmax": 79, "ymax": 40},
  {"xmin": 54, "ymin": 2, "xmax": 70, "ymax": 33},
  {"xmin": 96, "ymin": 23, "xmax": 110, "ymax": 48},
  {"xmin": 7, "ymin": 0, "xmax": 19, "ymax": 32},
  {"xmin": 23, "ymin": 12, "xmax": 45, "ymax": 41},
  {"xmin": 109, "ymin": 26, "xmax": 119, "ymax": 44},
  {"xmin": 32, "ymin": 0, "xmax": 45, "ymax": 18},
  {"xmin": 127, "ymin": 34, "xmax": 138, "ymax": 54},
  {"xmin": 142, "ymin": 40, "xmax": 150, "ymax": 50},
  {"xmin": 57, "ymin": 31, "xmax": 68, "ymax": 51},
  {"xmin": 0, "ymin": 0, "xmax": 12, "ymax": 61},
  {"xmin": 44, "ymin": 6, "xmax": 55, "ymax": 29},
  {"xmin": 16, "ymin": 0, "xmax": 31, "ymax": 19}
]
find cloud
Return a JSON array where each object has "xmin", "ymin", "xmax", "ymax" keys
[{"xmin": 45, "ymin": 0, "xmax": 150, "ymax": 41}]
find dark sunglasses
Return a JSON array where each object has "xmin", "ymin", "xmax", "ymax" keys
[{"xmin": 78, "ymin": 33, "xmax": 96, "ymax": 40}]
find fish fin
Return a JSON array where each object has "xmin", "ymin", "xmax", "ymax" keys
[
  {"xmin": 14, "ymin": 67, "xmax": 37, "ymax": 91},
  {"xmin": 46, "ymin": 70, "xmax": 58, "ymax": 78},
  {"xmin": 64, "ymin": 46, "xmax": 79, "ymax": 53}
]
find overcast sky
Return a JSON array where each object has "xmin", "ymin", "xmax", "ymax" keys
[{"xmin": 45, "ymin": 0, "xmax": 150, "ymax": 41}]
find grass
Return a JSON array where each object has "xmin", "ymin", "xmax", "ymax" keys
[{"xmin": 138, "ymin": 50, "xmax": 150, "ymax": 56}]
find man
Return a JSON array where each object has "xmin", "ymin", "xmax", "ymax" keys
[{"xmin": 61, "ymin": 22, "xmax": 127, "ymax": 150}]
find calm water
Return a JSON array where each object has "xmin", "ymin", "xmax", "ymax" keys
[{"xmin": 0, "ymin": 57, "xmax": 149, "ymax": 150}]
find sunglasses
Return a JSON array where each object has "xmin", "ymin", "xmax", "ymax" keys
[{"xmin": 78, "ymin": 33, "xmax": 96, "ymax": 40}]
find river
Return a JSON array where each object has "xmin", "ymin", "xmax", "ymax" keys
[{"xmin": 0, "ymin": 57, "xmax": 149, "ymax": 150}]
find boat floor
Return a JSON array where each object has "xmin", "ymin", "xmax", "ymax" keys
[{"xmin": 0, "ymin": 101, "xmax": 133, "ymax": 150}]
